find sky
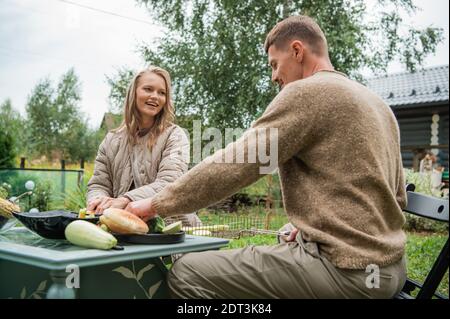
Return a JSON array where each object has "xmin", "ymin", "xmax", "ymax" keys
[
  {"xmin": 0, "ymin": 0, "xmax": 163, "ymax": 128},
  {"xmin": 0, "ymin": 0, "xmax": 448, "ymax": 128}
]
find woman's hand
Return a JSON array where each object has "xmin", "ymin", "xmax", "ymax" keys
[
  {"xmin": 87, "ymin": 196, "xmax": 111, "ymax": 213},
  {"xmin": 87, "ymin": 196, "xmax": 131, "ymax": 214},
  {"xmin": 125, "ymin": 198, "xmax": 157, "ymax": 222}
]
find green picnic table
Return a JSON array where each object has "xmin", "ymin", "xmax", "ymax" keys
[{"xmin": 0, "ymin": 227, "xmax": 229, "ymax": 299}]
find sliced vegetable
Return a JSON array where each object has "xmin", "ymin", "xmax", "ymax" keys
[{"xmin": 162, "ymin": 221, "xmax": 182, "ymax": 234}]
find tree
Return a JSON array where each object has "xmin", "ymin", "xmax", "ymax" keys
[
  {"xmin": 0, "ymin": 130, "xmax": 15, "ymax": 168},
  {"xmin": 106, "ymin": 67, "xmax": 134, "ymax": 114},
  {"xmin": 25, "ymin": 68, "xmax": 97, "ymax": 162},
  {"xmin": 26, "ymin": 78, "xmax": 55, "ymax": 158},
  {"xmin": 0, "ymin": 99, "xmax": 26, "ymax": 157},
  {"xmin": 117, "ymin": 0, "xmax": 443, "ymax": 130},
  {"xmin": 63, "ymin": 119, "xmax": 102, "ymax": 162}
]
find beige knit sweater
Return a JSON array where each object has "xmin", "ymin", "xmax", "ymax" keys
[{"xmin": 152, "ymin": 70, "xmax": 407, "ymax": 269}]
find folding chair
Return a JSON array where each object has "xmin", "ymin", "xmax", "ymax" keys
[{"xmin": 396, "ymin": 184, "xmax": 449, "ymax": 299}]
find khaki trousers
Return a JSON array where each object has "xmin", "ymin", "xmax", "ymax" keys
[{"xmin": 167, "ymin": 233, "xmax": 406, "ymax": 299}]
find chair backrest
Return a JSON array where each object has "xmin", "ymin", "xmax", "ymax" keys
[
  {"xmin": 398, "ymin": 185, "xmax": 449, "ymax": 299},
  {"xmin": 404, "ymin": 186, "xmax": 449, "ymax": 222}
]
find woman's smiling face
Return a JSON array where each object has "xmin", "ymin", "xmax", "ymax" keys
[{"xmin": 135, "ymin": 71, "xmax": 167, "ymax": 125}]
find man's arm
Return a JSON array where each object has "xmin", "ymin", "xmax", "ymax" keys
[{"xmin": 130, "ymin": 82, "xmax": 319, "ymax": 218}]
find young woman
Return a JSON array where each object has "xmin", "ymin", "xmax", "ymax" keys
[{"xmin": 87, "ymin": 66, "xmax": 200, "ymax": 226}]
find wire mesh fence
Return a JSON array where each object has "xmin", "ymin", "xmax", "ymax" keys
[
  {"xmin": 164, "ymin": 210, "xmax": 288, "ymax": 240},
  {"xmin": 0, "ymin": 168, "xmax": 83, "ymax": 196}
]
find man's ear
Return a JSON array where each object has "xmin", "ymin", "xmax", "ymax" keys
[{"xmin": 291, "ymin": 40, "xmax": 304, "ymax": 63}]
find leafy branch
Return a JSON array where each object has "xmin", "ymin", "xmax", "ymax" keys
[{"xmin": 112, "ymin": 261, "xmax": 162, "ymax": 299}]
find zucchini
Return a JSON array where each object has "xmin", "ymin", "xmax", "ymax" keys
[{"xmin": 65, "ymin": 220, "xmax": 117, "ymax": 250}]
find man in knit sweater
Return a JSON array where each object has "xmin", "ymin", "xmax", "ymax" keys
[{"xmin": 126, "ymin": 15, "xmax": 407, "ymax": 298}]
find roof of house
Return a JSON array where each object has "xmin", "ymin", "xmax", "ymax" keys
[
  {"xmin": 366, "ymin": 65, "xmax": 449, "ymax": 108},
  {"xmin": 100, "ymin": 112, "xmax": 122, "ymax": 131}
]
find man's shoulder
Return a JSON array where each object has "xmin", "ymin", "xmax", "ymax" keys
[
  {"xmin": 310, "ymin": 71, "xmax": 354, "ymax": 89},
  {"xmin": 282, "ymin": 71, "xmax": 348, "ymax": 94},
  {"xmin": 290, "ymin": 71, "xmax": 383, "ymax": 101}
]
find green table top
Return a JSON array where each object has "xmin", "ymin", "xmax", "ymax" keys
[{"xmin": 0, "ymin": 227, "xmax": 230, "ymax": 270}]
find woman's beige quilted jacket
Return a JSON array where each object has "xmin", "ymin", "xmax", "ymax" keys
[{"xmin": 87, "ymin": 125, "xmax": 190, "ymax": 204}]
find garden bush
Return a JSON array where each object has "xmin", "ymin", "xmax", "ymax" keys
[
  {"xmin": 0, "ymin": 185, "xmax": 8, "ymax": 199},
  {"xmin": 0, "ymin": 174, "xmax": 54, "ymax": 212},
  {"xmin": 0, "ymin": 130, "xmax": 15, "ymax": 168},
  {"xmin": 29, "ymin": 180, "xmax": 53, "ymax": 212},
  {"xmin": 403, "ymin": 169, "xmax": 448, "ymax": 233},
  {"xmin": 53, "ymin": 182, "xmax": 88, "ymax": 211}
]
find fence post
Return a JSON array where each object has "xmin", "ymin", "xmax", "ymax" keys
[
  {"xmin": 61, "ymin": 159, "xmax": 66, "ymax": 194},
  {"xmin": 79, "ymin": 159, "xmax": 85, "ymax": 189},
  {"xmin": 264, "ymin": 175, "xmax": 274, "ymax": 230},
  {"xmin": 20, "ymin": 157, "xmax": 26, "ymax": 169},
  {"xmin": 77, "ymin": 171, "xmax": 84, "ymax": 188}
]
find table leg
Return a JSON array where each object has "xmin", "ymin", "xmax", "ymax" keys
[{"xmin": 46, "ymin": 269, "xmax": 76, "ymax": 299}]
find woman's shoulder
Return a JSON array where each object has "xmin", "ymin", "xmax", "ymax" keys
[
  {"xmin": 101, "ymin": 127, "xmax": 128, "ymax": 150},
  {"xmin": 106, "ymin": 127, "xmax": 127, "ymax": 139},
  {"xmin": 151, "ymin": 124, "xmax": 188, "ymax": 151},
  {"xmin": 166, "ymin": 124, "xmax": 189, "ymax": 142},
  {"xmin": 169, "ymin": 124, "xmax": 188, "ymax": 135}
]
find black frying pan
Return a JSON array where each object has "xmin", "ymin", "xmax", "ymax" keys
[{"xmin": 114, "ymin": 231, "xmax": 185, "ymax": 245}]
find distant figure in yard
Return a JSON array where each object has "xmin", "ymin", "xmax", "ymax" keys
[
  {"xmin": 87, "ymin": 66, "xmax": 200, "ymax": 226},
  {"xmin": 419, "ymin": 152, "xmax": 437, "ymax": 174},
  {"xmin": 126, "ymin": 16, "xmax": 407, "ymax": 298}
]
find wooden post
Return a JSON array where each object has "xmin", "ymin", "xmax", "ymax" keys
[
  {"xmin": 77, "ymin": 171, "xmax": 83, "ymax": 188},
  {"xmin": 79, "ymin": 159, "xmax": 85, "ymax": 187},
  {"xmin": 20, "ymin": 157, "xmax": 25, "ymax": 169},
  {"xmin": 264, "ymin": 175, "xmax": 274, "ymax": 230},
  {"xmin": 60, "ymin": 159, "xmax": 66, "ymax": 194}
]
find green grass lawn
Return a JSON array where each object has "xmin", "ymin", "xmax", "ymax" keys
[{"xmin": 405, "ymin": 232, "xmax": 448, "ymax": 297}]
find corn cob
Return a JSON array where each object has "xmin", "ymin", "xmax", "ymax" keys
[{"xmin": 0, "ymin": 197, "xmax": 20, "ymax": 219}]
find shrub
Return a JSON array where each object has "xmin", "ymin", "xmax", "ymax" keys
[
  {"xmin": 0, "ymin": 130, "xmax": 15, "ymax": 168},
  {"xmin": 29, "ymin": 180, "xmax": 53, "ymax": 212},
  {"xmin": 0, "ymin": 172, "xmax": 37, "ymax": 198},
  {"xmin": 53, "ymin": 182, "xmax": 88, "ymax": 211},
  {"xmin": 0, "ymin": 186, "xmax": 8, "ymax": 199},
  {"xmin": 0, "ymin": 173, "xmax": 53, "ymax": 212},
  {"xmin": 404, "ymin": 168, "xmax": 445, "ymax": 197},
  {"xmin": 403, "ymin": 168, "xmax": 448, "ymax": 233}
]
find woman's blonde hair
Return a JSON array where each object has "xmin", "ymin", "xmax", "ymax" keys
[{"xmin": 116, "ymin": 66, "xmax": 175, "ymax": 148}]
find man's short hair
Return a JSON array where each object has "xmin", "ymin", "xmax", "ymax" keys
[{"xmin": 264, "ymin": 15, "xmax": 328, "ymax": 56}]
